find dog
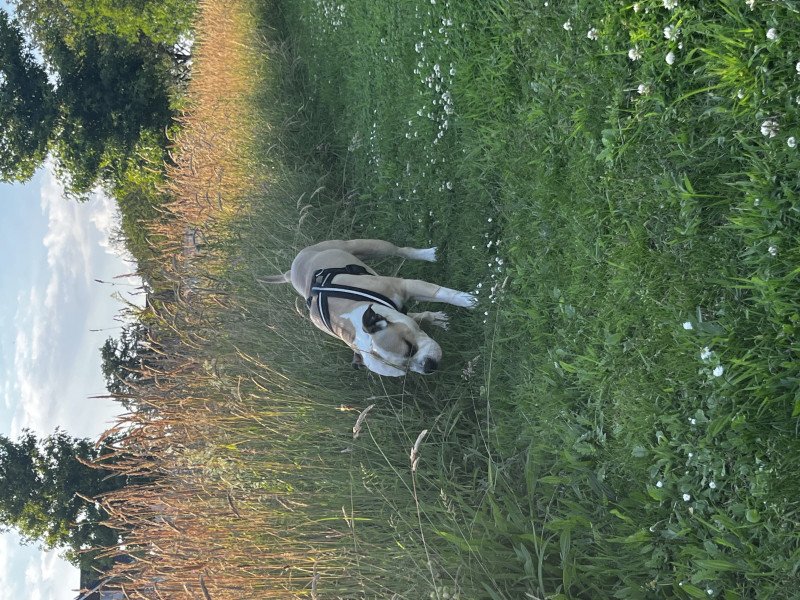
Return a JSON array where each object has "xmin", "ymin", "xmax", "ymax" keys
[{"xmin": 259, "ymin": 239, "xmax": 477, "ymax": 376}]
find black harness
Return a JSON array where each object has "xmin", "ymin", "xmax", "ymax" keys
[{"xmin": 306, "ymin": 264, "xmax": 404, "ymax": 333}]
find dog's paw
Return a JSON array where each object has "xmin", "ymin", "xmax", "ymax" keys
[
  {"xmin": 428, "ymin": 311, "xmax": 449, "ymax": 329},
  {"xmin": 453, "ymin": 291, "xmax": 478, "ymax": 309},
  {"xmin": 411, "ymin": 246, "xmax": 437, "ymax": 262}
]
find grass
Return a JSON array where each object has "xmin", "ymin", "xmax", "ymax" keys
[{"xmin": 103, "ymin": 0, "xmax": 800, "ymax": 598}]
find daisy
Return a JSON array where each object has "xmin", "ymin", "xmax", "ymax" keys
[
  {"xmin": 628, "ymin": 47, "xmax": 642, "ymax": 61},
  {"xmin": 760, "ymin": 119, "xmax": 779, "ymax": 138}
]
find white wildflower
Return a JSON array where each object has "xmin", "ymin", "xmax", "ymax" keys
[
  {"xmin": 628, "ymin": 47, "xmax": 642, "ymax": 61},
  {"xmin": 709, "ymin": 481, "xmax": 717, "ymax": 489},
  {"xmin": 760, "ymin": 119, "xmax": 779, "ymax": 138},
  {"xmin": 663, "ymin": 25, "xmax": 676, "ymax": 40},
  {"xmin": 796, "ymin": 61, "xmax": 800, "ymax": 75},
  {"xmin": 683, "ymin": 321, "xmax": 693, "ymax": 330},
  {"xmin": 766, "ymin": 28, "xmax": 777, "ymax": 41},
  {"xmin": 656, "ymin": 480, "xmax": 664, "ymax": 488},
  {"xmin": 666, "ymin": 51, "xmax": 676, "ymax": 65},
  {"xmin": 700, "ymin": 347, "xmax": 712, "ymax": 361},
  {"xmin": 633, "ymin": 3, "xmax": 640, "ymax": 11},
  {"xmin": 746, "ymin": 0, "xmax": 755, "ymax": 9},
  {"xmin": 788, "ymin": 136, "xmax": 797, "ymax": 148},
  {"xmin": 713, "ymin": 365, "xmax": 724, "ymax": 377},
  {"xmin": 690, "ymin": 418, "xmax": 697, "ymax": 425},
  {"xmin": 768, "ymin": 245, "xmax": 778, "ymax": 256},
  {"xmin": 637, "ymin": 83, "xmax": 651, "ymax": 95},
  {"xmin": 683, "ymin": 493, "xmax": 691, "ymax": 501},
  {"xmin": 663, "ymin": 0, "xmax": 678, "ymax": 9},
  {"xmin": 587, "ymin": 27, "xmax": 599, "ymax": 40},
  {"xmin": 563, "ymin": 20, "xmax": 573, "ymax": 31}
]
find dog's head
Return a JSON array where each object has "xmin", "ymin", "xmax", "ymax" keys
[{"xmin": 345, "ymin": 304, "xmax": 442, "ymax": 377}]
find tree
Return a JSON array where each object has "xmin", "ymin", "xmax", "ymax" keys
[
  {"xmin": 4, "ymin": 0, "xmax": 195, "ymax": 194},
  {"xmin": 47, "ymin": 29, "xmax": 175, "ymax": 193},
  {"xmin": 0, "ymin": 429, "xmax": 125, "ymax": 570},
  {"xmin": 100, "ymin": 322, "xmax": 156, "ymax": 404},
  {"xmin": 0, "ymin": 9, "xmax": 57, "ymax": 182}
]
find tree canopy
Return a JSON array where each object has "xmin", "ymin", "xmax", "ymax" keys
[
  {"xmin": 0, "ymin": 0, "xmax": 195, "ymax": 194},
  {"xmin": 0, "ymin": 429, "xmax": 125, "ymax": 570},
  {"xmin": 0, "ymin": 9, "xmax": 57, "ymax": 181}
]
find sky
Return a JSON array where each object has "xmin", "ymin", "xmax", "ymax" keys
[{"xmin": 0, "ymin": 163, "xmax": 143, "ymax": 600}]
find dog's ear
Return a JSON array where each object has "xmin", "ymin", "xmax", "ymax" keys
[
  {"xmin": 351, "ymin": 352, "xmax": 365, "ymax": 369},
  {"xmin": 362, "ymin": 304, "xmax": 388, "ymax": 334}
]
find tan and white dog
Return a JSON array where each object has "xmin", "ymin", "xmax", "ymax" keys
[{"xmin": 260, "ymin": 239, "xmax": 477, "ymax": 376}]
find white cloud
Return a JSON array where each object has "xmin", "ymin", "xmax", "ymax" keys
[
  {"xmin": 1, "ymin": 531, "xmax": 80, "ymax": 600},
  {"xmin": 24, "ymin": 548, "xmax": 77, "ymax": 600},
  {"xmin": 10, "ymin": 161, "xmax": 136, "ymax": 438},
  {"xmin": 0, "ymin": 536, "xmax": 19, "ymax": 597}
]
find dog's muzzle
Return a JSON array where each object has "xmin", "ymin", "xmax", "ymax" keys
[{"xmin": 422, "ymin": 357, "xmax": 439, "ymax": 374}]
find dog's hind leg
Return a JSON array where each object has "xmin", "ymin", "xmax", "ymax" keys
[{"xmin": 311, "ymin": 239, "xmax": 437, "ymax": 262}]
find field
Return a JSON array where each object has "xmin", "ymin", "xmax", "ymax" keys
[{"xmin": 105, "ymin": 0, "xmax": 800, "ymax": 598}]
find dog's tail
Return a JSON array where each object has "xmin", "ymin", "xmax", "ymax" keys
[{"xmin": 257, "ymin": 271, "xmax": 291, "ymax": 285}]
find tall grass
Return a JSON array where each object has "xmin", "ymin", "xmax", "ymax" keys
[{"xmin": 97, "ymin": 0, "xmax": 800, "ymax": 599}]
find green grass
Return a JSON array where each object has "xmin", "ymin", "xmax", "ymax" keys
[{"xmin": 213, "ymin": 0, "xmax": 800, "ymax": 598}]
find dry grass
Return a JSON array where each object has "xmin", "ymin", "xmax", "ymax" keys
[
  {"xmin": 89, "ymin": 1, "xmax": 320, "ymax": 597},
  {"xmin": 153, "ymin": 0, "xmax": 266, "ymax": 259}
]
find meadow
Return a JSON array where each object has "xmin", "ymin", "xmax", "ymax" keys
[{"xmin": 103, "ymin": 0, "xmax": 800, "ymax": 598}]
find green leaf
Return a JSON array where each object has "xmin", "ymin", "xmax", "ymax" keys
[
  {"xmin": 695, "ymin": 558, "xmax": 739, "ymax": 572},
  {"xmin": 681, "ymin": 583, "xmax": 709, "ymax": 598}
]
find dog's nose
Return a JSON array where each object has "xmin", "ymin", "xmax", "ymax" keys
[{"xmin": 422, "ymin": 358, "xmax": 439, "ymax": 374}]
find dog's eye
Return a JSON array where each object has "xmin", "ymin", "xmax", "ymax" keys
[{"xmin": 404, "ymin": 341, "xmax": 416, "ymax": 358}]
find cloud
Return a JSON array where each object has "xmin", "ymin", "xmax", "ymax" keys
[
  {"xmin": 24, "ymin": 546, "xmax": 78, "ymax": 600},
  {"xmin": 0, "ymin": 535, "xmax": 20, "ymax": 598},
  {"xmin": 10, "ymin": 162, "xmax": 134, "ymax": 439},
  {"xmin": 1, "ymin": 531, "xmax": 80, "ymax": 600}
]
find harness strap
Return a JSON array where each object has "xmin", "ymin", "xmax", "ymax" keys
[{"xmin": 306, "ymin": 265, "xmax": 403, "ymax": 333}]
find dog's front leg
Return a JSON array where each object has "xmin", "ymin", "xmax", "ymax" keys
[{"xmin": 401, "ymin": 279, "xmax": 477, "ymax": 309}]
